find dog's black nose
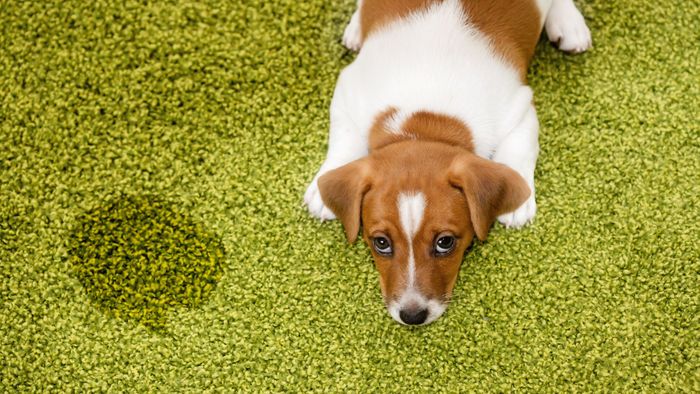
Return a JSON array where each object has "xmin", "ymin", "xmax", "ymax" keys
[{"xmin": 399, "ymin": 308, "xmax": 428, "ymax": 325}]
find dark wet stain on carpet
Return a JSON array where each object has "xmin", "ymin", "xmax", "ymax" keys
[{"xmin": 67, "ymin": 195, "xmax": 225, "ymax": 330}]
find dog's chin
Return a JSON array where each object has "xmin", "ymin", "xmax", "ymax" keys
[{"xmin": 386, "ymin": 299, "xmax": 447, "ymax": 326}]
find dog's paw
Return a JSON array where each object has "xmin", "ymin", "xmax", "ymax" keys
[
  {"xmin": 545, "ymin": 2, "xmax": 592, "ymax": 54},
  {"xmin": 342, "ymin": 11, "xmax": 362, "ymax": 51},
  {"xmin": 498, "ymin": 194, "xmax": 536, "ymax": 229},
  {"xmin": 304, "ymin": 178, "xmax": 337, "ymax": 221}
]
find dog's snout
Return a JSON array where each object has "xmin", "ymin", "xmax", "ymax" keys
[
  {"xmin": 388, "ymin": 296, "xmax": 446, "ymax": 325},
  {"xmin": 399, "ymin": 307, "xmax": 428, "ymax": 325}
]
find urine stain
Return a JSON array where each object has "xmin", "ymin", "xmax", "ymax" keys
[{"xmin": 67, "ymin": 195, "xmax": 225, "ymax": 330}]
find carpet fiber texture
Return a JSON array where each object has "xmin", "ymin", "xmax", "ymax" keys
[{"xmin": 1, "ymin": 0, "xmax": 698, "ymax": 391}]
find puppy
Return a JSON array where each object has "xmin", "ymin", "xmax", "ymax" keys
[{"xmin": 304, "ymin": 0, "xmax": 591, "ymax": 325}]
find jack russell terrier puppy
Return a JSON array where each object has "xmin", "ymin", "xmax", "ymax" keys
[{"xmin": 304, "ymin": 0, "xmax": 591, "ymax": 325}]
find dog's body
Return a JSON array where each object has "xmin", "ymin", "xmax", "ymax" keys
[{"xmin": 304, "ymin": 0, "xmax": 591, "ymax": 325}]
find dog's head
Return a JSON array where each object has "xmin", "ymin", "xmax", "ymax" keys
[{"xmin": 319, "ymin": 140, "xmax": 529, "ymax": 325}]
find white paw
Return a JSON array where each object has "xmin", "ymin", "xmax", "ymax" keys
[
  {"xmin": 498, "ymin": 194, "xmax": 536, "ymax": 229},
  {"xmin": 545, "ymin": 1, "xmax": 592, "ymax": 54},
  {"xmin": 342, "ymin": 10, "xmax": 362, "ymax": 51},
  {"xmin": 304, "ymin": 177, "xmax": 337, "ymax": 221}
]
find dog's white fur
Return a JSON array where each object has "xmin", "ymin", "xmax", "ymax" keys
[{"xmin": 305, "ymin": 0, "xmax": 591, "ymax": 227}]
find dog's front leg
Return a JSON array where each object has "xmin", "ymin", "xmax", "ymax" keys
[
  {"xmin": 492, "ymin": 103, "xmax": 540, "ymax": 228},
  {"xmin": 304, "ymin": 76, "xmax": 367, "ymax": 220},
  {"xmin": 342, "ymin": 0, "xmax": 363, "ymax": 51}
]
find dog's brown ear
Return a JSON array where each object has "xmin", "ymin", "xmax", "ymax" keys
[
  {"xmin": 318, "ymin": 158, "xmax": 372, "ymax": 243},
  {"xmin": 448, "ymin": 153, "xmax": 530, "ymax": 241}
]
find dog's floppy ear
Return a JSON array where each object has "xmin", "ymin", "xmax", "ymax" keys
[
  {"xmin": 318, "ymin": 158, "xmax": 372, "ymax": 243},
  {"xmin": 448, "ymin": 153, "xmax": 530, "ymax": 241}
]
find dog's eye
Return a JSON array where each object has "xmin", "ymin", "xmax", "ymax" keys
[
  {"xmin": 372, "ymin": 236, "xmax": 393, "ymax": 256},
  {"xmin": 435, "ymin": 235, "xmax": 455, "ymax": 255}
]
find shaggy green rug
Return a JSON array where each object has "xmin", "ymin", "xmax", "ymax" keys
[{"xmin": 1, "ymin": 0, "xmax": 698, "ymax": 391}]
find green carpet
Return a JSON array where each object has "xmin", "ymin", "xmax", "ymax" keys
[{"xmin": 1, "ymin": 0, "xmax": 698, "ymax": 391}]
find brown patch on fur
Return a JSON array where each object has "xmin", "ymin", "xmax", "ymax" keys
[
  {"xmin": 459, "ymin": 0, "xmax": 542, "ymax": 80},
  {"xmin": 360, "ymin": 0, "xmax": 435, "ymax": 42},
  {"xmin": 369, "ymin": 108, "xmax": 475, "ymax": 152},
  {"xmin": 358, "ymin": 0, "xmax": 543, "ymax": 81}
]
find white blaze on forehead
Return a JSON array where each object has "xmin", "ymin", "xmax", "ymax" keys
[
  {"xmin": 397, "ymin": 192, "xmax": 426, "ymax": 287},
  {"xmin": 398, "ymin": 192, "xmax": 426, "ymax": 239}
]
